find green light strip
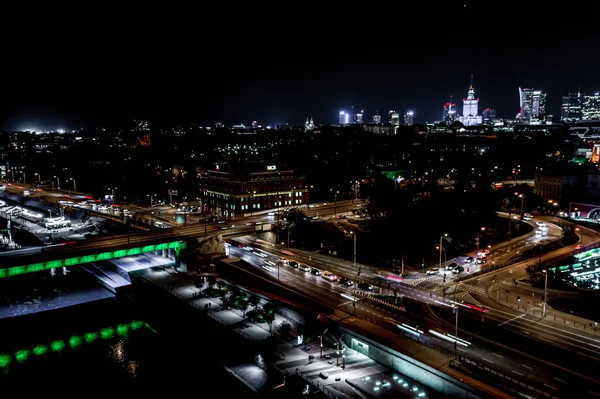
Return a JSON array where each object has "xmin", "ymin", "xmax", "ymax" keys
[
  {"xmin": 0, "ymin": 320, "xmax": 152, "ymax": 369},
  {"xmin": 0, "ymin": 240, "xmax": 187, "ymax": 279}
]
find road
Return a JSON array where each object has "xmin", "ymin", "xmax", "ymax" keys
[
  {"xmin": 228, "ymin": 234, "xmax": 600, "ymax": 398},
  {"xmin": 0, "ymin": 200, "xmax": 361, "ymax": 263}
]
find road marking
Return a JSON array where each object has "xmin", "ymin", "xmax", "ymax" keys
[
  {"xmin": 498, "ymin": 313, "xmax": 526, "ymax": 327},
  {"xmin": 553, "ymin": 377, "xmax": 566, "ymax": 383},
  {"xmin": 458, "ymin": 348, "xmax": 467, "ymax": 353},
  {"xmin": 521, "ymin": 364, "xmax": 532, "ymax": 370},
  {"xmin": 544, "ymin": 384, "xmax": 557, "ymax": 390},
  {"xmin": 492, "ymin": 352, "xmax": 504, "ymax": 358},
  {"xmin": 482, "ymin": 358, "xmax": 494, "ymax": 364},
  {"xmin": 512, "ymin": 370, "xmax": 524, "ymax": 376}
]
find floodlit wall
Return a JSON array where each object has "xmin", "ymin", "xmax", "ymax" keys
[{"xmin": 341, "ymin": 326, "xmax": 493, "ymax": 399}]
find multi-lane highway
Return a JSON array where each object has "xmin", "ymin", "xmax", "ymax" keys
[
  {"xmin": 0, "ymin": 200, "xmax": 361, "ymax": 263},
  {"xmin": 228, "ymin": 234, "xmax": 600, "ymax": 398}
]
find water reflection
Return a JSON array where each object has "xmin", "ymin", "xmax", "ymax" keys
[{"xmin": 111, "ymin": 340, "xmax": 125, "ymax": 362}]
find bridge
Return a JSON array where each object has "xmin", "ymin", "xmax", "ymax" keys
[{"xmin": 0, "ymin": 199, "xmax": 359, "ymax": 279}]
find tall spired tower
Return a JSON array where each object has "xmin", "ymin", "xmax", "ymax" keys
[{"xmin": 461, "ymin": 76, "xmax": 483, "ymax": 126}]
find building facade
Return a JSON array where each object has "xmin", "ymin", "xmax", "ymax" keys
[
  {"xmin": 534, "ymin": 172, "xmax": 581, "ymax": 204},
  {"xmin": 199, "ymin": 167, "xmax": 308, "ymax": 218},
  {"xmin": 583, "ymin": 91, "xmax": 600, "ymax": 121},
  {"xmin": 404, "ymin": 111, "xmax": 414, "ymax": 126},
  {"xmin": 339, "ymin": 111, "xmax": 350, "ymax": 125},
  {"xmin": 388, "ymin": 110, "xmax": 400, "ymax": 127},
  {"xmin": 461, "ymin": 79, "xmax": 483, "ymax": 126},
  {"xmin": 561, "ymin": 91, "xmax": 583, "ymax": 123},
  {"xmin": 372, "ymin": 113, "xmax": 381, "ymax": 124},
  {"xmin": 482, "ymin": 108, "xmax": 496, "ymax": 125},
  {"xmin": 443, "ymin": 99, "xmax": 457, "ymax": 124}
]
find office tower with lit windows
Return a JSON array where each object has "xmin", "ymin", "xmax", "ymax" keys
[
  {"xmin": 561, "ymin": 91, "xmax": 582, "ymax": 123},
  {"xmin": 388, "ymin": 110, "xmax": 400, "ymax": 126},
  {"xmin": 460, "ymin": 77, "xmax": 483, "ymax": 126},
  {"xmin": 519, "ymin": 88, "xmax": 546, "ymax": 122},
  {"xmin": 339, "ymin": 111, "xmax": 350, "ymax": 125},
  {"xmin": 404, "ymin": 111, "xmax": 414, "ymax": 126},
  {"xmin": 482, "ymin": 108, "xmax": 496, "ymax": 125},
  {"xmin": 353, "ymin": 109, "xmax": 364, "ymax": 124},
  {"xmin": 372, "ymin": 111, "xmax": 381, "ymax": 124},
  {"xmin": 583, "ymin": 91, "xmax": 600, "ymax": 121},
  {"xmin": 443, "ymin": 97, "xmax": 457, "ymax": 123}
]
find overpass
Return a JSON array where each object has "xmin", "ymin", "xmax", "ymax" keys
[{"xmin": 0, "ymin": 199, "xmax": 360, "ymax": 279}]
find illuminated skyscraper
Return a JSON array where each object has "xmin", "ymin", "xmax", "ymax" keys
[
  {"xmin": 388, "ymin": 110, "xmax": 400, "ymax": 126},
  {"xmin": 561, "ymin": 91, "xmax": 582, "ymax": 123},
  {"xmin": 460, "ymin": 76, "xmax": 482, "ymax": 126},
  {"xmin": 583, "ymin": 91, "xmax": 600, "ymax": 121},
  {"xmin": 519, "ymin": 88, "xmax": 546, "ymax": 122},
  {"xmin": 404, "ymin": 111, "xmax": 414, "ymax": 126},
  {"xmin": 339, "ymin": 111, "xmax": 350, "ymax": 125},
  {"xmin": 354, "ymin": 109, "xmax": 364, "ymax": 124},
  {"xmin": 482, "ymin": 108, "xmax": 496, "ymax": 125},
  {"xmin": 372, "ymin": 111, "xmax": 381, "ymax": 124},
  {"xmin": 443, "ymin": 96, "xmax": 457, "ymax": 123},
  {"xmin": 305, "ymin": 116, "xmax": 314, "ymax": 132}
]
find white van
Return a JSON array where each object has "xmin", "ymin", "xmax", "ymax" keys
[{"xmin": 321, "ymin": 271, "xmax": 338, "ymax": 281}]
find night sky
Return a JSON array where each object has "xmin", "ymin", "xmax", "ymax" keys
[{"xmin": 1, "ymin": 3, "xmax": 599, "ymax": 130}]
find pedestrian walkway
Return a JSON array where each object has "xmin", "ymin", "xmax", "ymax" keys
[{"xmin": 485, "ymin": 282, "xmax": 600, "ymax": 334}]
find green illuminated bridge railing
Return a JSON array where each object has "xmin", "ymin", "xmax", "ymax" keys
[{"xmin": 0, "ymin": 240, "xmax": 187, "ymax": 279}]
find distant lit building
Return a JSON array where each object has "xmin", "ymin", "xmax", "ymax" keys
[
  {"xmin": 460, "ymin": 77, "xmax": 483, "ymax": 126},
  {"xmin": 252, "ymin": 121, "xmax": 258, "ymax": 128},
  {"xmin": 353, "ymin": 110, "xmax": 364, "ymax": 124},
  {"xmin": 304, "ymin": 116, "xmax": 314, "ymax": 132},
  {"xmin": 404, "ymin": 111, "xmax": 414, "ymax": 126},
  {"xmin": 388, "ymin": 110, "xmax": 400, "ymax": 127},
  {"xmin": 372, "ymin": 112, "xmax": 381, "ymax": 124},
  {"xmin": 140, "ymin": 134, "xmax": 151, "ymax": 146},
  {"xmin": 339, "ymin": 111, "xmax": 350, "ymax": 125},
  {"xmin": 443, "ymin": 98, "xmax": 457, "ymax": 123},
  {"xmin": 583, "ymin": 91, "xmax": 600, "ymax": 121},
  {"xmin": 561, "ymin": 91, "xmax": 583, "ymax": 123},
  {"xmin": 482, "ymin": 108, "xmax": 496, "ymax": 125},
  {"xmin": 519, "ymin": 88, "xmax": 546, "ymax": 122},
  {"xmin": 199, "ymin": 167, "xmax": 307, "ymax": 218}
]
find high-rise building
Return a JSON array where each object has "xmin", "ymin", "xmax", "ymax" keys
[
  {"xmin": 443, "ymin": 97, "xmax": 457, "ymax": 123},
  {"xmin": 354, "ymin": 109, "xmax": 364, "ymax": 124},
  {"xmin": 561, "ymin": 91, "xmax": 583, "ymax": 123},
  {"xmin": 372, "ymin": 111, "xmax": 381, "ymax": 124},
  {"xmin": 519, "ymin": 88, "xmax": 546, "ymax": 122},
  {"xmin": 482, "ymin": 108, "xmax": 496, "ymax": 125},
  {"xmin": 404, "ymin": 111, "xmax": 414, "ymax": 126},
  {"xmin": 583, "ymin": 91, "xmax": 600, "ymax": 121},
  {"xmin": 460, "ymin": 77, "xmax": 483, "ymax": 126},
  {"xmin": 388, "ymin": 110, "xmax": 400, "ymax": 126},
  {"xmin": 252, "ymin": 121, "xmax": 258, "ymax": 128},
  {"xmin": 339, "ymin": 111, "xmax": 350, "ymax": 125},
  {"xmin": 304, "ymin": 116, "xmax": 314, "ymax": 132}
]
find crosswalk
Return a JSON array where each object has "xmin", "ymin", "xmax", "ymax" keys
[{"xmin": 460, "ymin": 283, "xmax": 489, "ymax": 298}]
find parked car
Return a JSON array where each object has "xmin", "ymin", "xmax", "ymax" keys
[
  {"xmin": 299, "ymin": 264, "xmax": 311, "ymax": 272},
  {"xmin": 338, "ymin": 277, "xmax": 354, "ymax": 287},
  {"xmin": 289, "ymin": 261, "xmax": 299, "ymax": 268},
  {"xmin": 310, "ymin": 268, "xmax": 322, "ymax": 276},
  {"xmin": 322, "ymin": 271, "xmax": 338, "ymax": 281},
  {"xmin": 426, "ymin": 268, "xmax": 439, "ymax": 275},
  {"xmin": 357, "ymin": 282, "xmax": 374, "ymax": 291}
]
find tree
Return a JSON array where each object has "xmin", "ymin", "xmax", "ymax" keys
[
  {"xmin": 249, "ymin": 293, "xmax": 260, "ymax": 312},
  {"xmin": 263, "ymin": 302, "xmax": 276, "ymax": 335},
  {"xmin": 278, "ymin": 321, "xmax": 291, "ymax": 340},
  {"xmin": 240, "ymin": 300, "xmax": 250, "ymax": 320},
  {"xmin": 206, "ymin": 276, "xmax": 217, "ymax": 290}
]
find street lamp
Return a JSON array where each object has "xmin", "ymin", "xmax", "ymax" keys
[
  {"xmin": 439, "ymin": 234, "xmax": 448, "ymax": 269},
  {"xmin": 435, "ymin": 245, "xmax": 447, "ymax": 264},
  {"xmin": 22, "ymin": 171, "xmax": 26, "ymax": 184},
  {"xmin": 319, "ymin": 328, "xmax": 329, "ymax": 358},
  {"xmin": 54, "ymin": 175, "xmax": 60, "ymax": 190},
  {"xmin": 70, "ymin": 178, "xmax": 76, "ymax": 193},
  {"xmin": 515, "ymin": 192, "xmax": 525, "ymax": 217},
  {"xmin": 542, "ymin": 269, "xmax": 548, "ymax": 317},
  {"xmin": 34, "ymin": 173, "xmax": 41, "ymax": 183}
]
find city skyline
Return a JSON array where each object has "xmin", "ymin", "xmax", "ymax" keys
[{"xmin": 1, "ymin": 4, "xmax": 599, "ymax": 130}]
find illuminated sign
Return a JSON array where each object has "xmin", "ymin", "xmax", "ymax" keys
[{"xmin": 267, "ymin": 165, "xmax": 276, "ymax": 171}]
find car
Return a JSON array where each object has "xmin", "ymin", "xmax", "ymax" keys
[
  {"xmin": 523, "ymin": 213, "xmax": 533, "ymax": 220},
  {"xmin": 446, "ymin": 262, "xmax": 458, "ymax": 270},
  {"xmin": 536, "ymin": 221, "xmax": 546, "ymax": 227},
  {"xmin": 310, "ymin": 268, "xmax": 322, "ymax": 276},
  {"xmin": 322, "ymin": 271, "xmax": 337, "ymax": 281},
  {"xmin": 268, "ymin": 211, "xmax": 276, "ymax": 216},
  {"xmin": 289, "ymin": 261, "xmax": 299, "ymax": 268},
  {"xmin": 299, "ymin": 264, "xmax": 311, "ymax": 272},
  {"xmin": 476, "ymin": 257, "xmax": 487, "ymax": 264},
  {"xmin": 319, "ymin": 371, "xmax": 329, "ymax": 379},
  {"xmin": 453, "ymin": 266, "xmax": 464, "ymax": 274},
  {"xmin": 465, "ymin": 256, "xmax": 475, "ymax": 263},
  {"xmin": 477, "ymin": 249, "xmax": 490, "ymax": 257},
  {"xmin": 357, "ymin": 282, "xmax": 374, "ymax": 291},
  {"xmin": 338, "ymin": 277, "xmax": 354, "ymax": 287},
  {"xmin": 426, "ymin": 268, "xmax": 439, "ymax": 275}
]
